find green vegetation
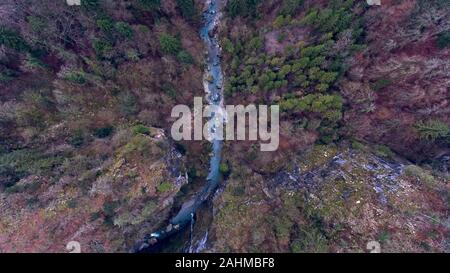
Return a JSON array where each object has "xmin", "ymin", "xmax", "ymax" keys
[
  {"xmin": 115, "ymin": 22, "xmax": 134, "ymax": 39},
  {"xmin": 27, "ymin": 16, "xmax": 48, "ymax": 33},
  {"xmin": 96, "ymin": 17, "xmax": 133, "ymax": 38},
  {"xmin": 0, "ymin": 0, "xmax": 229, "ymax": 252},
  {"xmin": 222, "ymin": 38, "xmax": 234, "ymax": 53},
  {"xmin": 82, "ymin": 0, "xmax": 100, "ymax": 9},
  {"xmin": 0, "ymin": 148, "xmax": 63, "ymax": 190},
  {"xmin": 177, "ymin": 50, "xmax": 194, "ymax": 64},
  {"xmin": 93, "ymin": 39, "xmax": 113, "ymax": 57},
  {"xmin": 96, "ymin": 18, "xmax": 114, "ymax": 33},
  {"xmin": 280, "ymin": 94, "xmax": 343, "ymax": 142},
  {"xmin": 0, "ymin": 68, "xmax": 18, "ymax": 82},
  {"xmin": 301, "ymin": 0, "xmax": 355, "ymax": 35},
  {"xmin": 138, "ymin": 0, "xmax": 161, "ymax": 10},
  {"xmin": 350, "ymin": 139, "xmax": 365, "ymax": 150},
  {"xmin": 70, "ymin": 130, "xmax": 86, "ymax": 148},
  {"xmin": 93, "ymin": 126, "xmax": 114, "ymax": 138},
  {"xmin": 0, "ymin": 27, "xmax": 29, "ymax": 52},
  {"xmin": 404, "ymin": 165, "xmax": 436, "ymax": 187},
  {"xmin": 159, "ymin": 33, "xmax": 182, "ymax": 55},
  {"xmin": 63, "ymin": 70, "xmax": 87, "ymax": 84},
  {"xmin": 415, "ymin": 120, "xmax": 450, "ymax": 141},
  {"xmin": 176, "ymin": 0, "xmax": 197, "ymax": 20},
  {"xmin": 436, "ymin": 31, "xmax": 450, "ymax": 49},
  {"xmin": 281, "ymin": 94, "xmax": 343, "ymax": 120},
  {"xmin": 279, "ymin": 0, "xmax": 304, "ymax": 16},
  {"xmin": 225, "ymin": 14, "xmax": 358, "ymax": 95},
  {"xmin": 374, "ymin": 145, "xmax": 395, "ymax": 159},
  {"xmin": 273, "ymin": 15, "xmax": 291, "ymax": 29},
  {"xmin": 157, "ymin": 182, "xmax": 173, "ymax": 193},
  {"xmin": 24, "ymin": 54, "xmax": 46, "ymax": 70},
  {"xmin": 133, "ymin": 124, "xmax": 151, "ymax": 135},
  {"xmin": 119, "ymin": 134, "xmax": 165, "ymax": 160},
  {"xmin": 290, "ymin": 227, "xmax": 328, "ymax": 253},
  {"xmin": 114, "ymin": 201, "xmax": 158, "ymax": 227},
  {"xmin": 227, "ymin": 0, "xmax": 262, "ymax": 18},
  {"xmin": 103, "ymin": 200, "xmax": 119, "ymax": 225},
  {"xmin": 118, "ymin": 91, "xmax": 139, "ymax": 116},
  {"xmin": 162, "ymin": 83, "xmax": 178, "ymax": 99},
  {"xmin": 219, "ymin": 162, "xmax": 230, "ymax": 176},
  {"xmin": 371, "ymin": 77, "xmax": 392, "ymax": 91},
  {"xmin": 223, "ymin": 0, "xmax": 365, "ymax": 144}
]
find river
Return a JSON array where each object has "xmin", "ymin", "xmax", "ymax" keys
[{"xmin": 133, "ymin": 0, "xmax": 225, "ymax": 253}]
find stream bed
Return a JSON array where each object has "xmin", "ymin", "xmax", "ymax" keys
[{"xmin": 134, "ymin": 0, "xmax": 225, "ymax": 253}]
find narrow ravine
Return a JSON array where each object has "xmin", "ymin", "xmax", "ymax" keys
[{"xmin": 134, "ymin": 0, "xmax": 225, "ymax": 253}]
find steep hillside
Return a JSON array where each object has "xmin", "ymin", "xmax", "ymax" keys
[
  {"xmin": 201, "ymin": 0, "xmax": 450, "ymax": 252},
  {"xmin": 0, "ymin": 0, "xmax": 448, "ymax": 253},
  {"xmin": 0, "ymin": 0, "xmax": 208, "ymax": 252}
]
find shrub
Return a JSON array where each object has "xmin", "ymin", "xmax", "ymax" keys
[
  {"xmin": 0, "ymin": 68, "xmax": 18, "ymax": 82},
  {"xmin": 273, "ymin": 15, "xmax": 290, "ymax": 29},
  {"xmin": 371, "ymin": 77, "xmax": 392, "ymax": 91},
  {"xmin": 273, "ymin": 216, "xmax": 293, "ymax": 241},
  {"xmin": 27, "ymin": 16, "xmax": 48, "ymax": 33},
  {"xmin": 301, "ymin": 2, "xmax": 355, "ymax": 35},
  {"xmin": 103, "ymin": 200, "xmax": 119, "ymax": 225},
  {"xmin": 138, "ymin": 0, "xmax": 161, "ymax": 10},
  {"xmin": 219, "ymin": 162, "xmax": 230, "ymax": 175},
  {"xmin": 437, "ymin": 31, "xmax": 450, "ymax": 49},
  {"xmin": 319, "ymin": 72, "xmax": 338, "ymax": 84},
  {"xmin": 290, "ymin": 227, "xmax": 328, "ymax": 253},
  {"xmin": 141, "ymin": 201, "xmax": 157, "ymax": 218},
  {"xmin": 300, "ymin": 94, "xmax": 343, "ymax": 114},
  {"xmin": 159, "ymin": 33, "xmax": 182, "ymax": 55},
  {"xmin": 23, "ymin": 89, "xmax": 53, "ymax": 109},
  {"xmin": 93, "ymin": 126, "xmax": 114, "ymax": 138},
  {"xmin": 315, "ymin": 83, "xmax": 329, "ymax": 92},
  {"xmin": 82, "ymin": 0, "xmax": 100, "ymax": 9},
  {"xmin": 247, "ymin": 37, "xmax": 263, "ymax": 52},
  {"xmin": 126, "ymin": 49, "xmax": 141, "ymax": 61},
  {"xmin": 415, "ymin": 120, "xmax": 450, "ymax": 141},
  {"xmin": 63, "ymin": 71, "xmax": 87, "ymax": 84},
  {"xmin": 177, "ymin": 50, "xmax": 194, "ymax": 64},
  {"xmin": 301, "ymin": 44, "xmax": 325, "ymax": 58},
  {"xmin": 93, "ymin": 39, "xmax": 113, "ymax": 57},
  {"xmin": 162, "ymin": 83, "xmax": 178, "ymax": 99},
  {"xmin": 96, "ymin": 18, "xmax": 114, "ymax": 33},
  {"xmin": 118, "ymin": 91, "xmax": 138, "ymax": 116},
  {"xmin": 70, "ymin": 130, "xmax": 85, "ymax": 147},
  {"xmin": 222, "ymin": 38, "xmax": 234, "ymax": 53},
  {"xmin": 0, "ymin": 27, "xmax": 29, "ymax": 52},
  {"xmin": 279, "ymin": 0, "xmax": 304, "ymax": 16},
  {"xmin": 404, "ymin": 165, "xmax": 436, "ymax": 186},
  {"xmin": 227, "ymin": 0, "xmax": 262, "ymax": 18},
  {"xmin": 15, "ymin": 105, "xmax": 46, "ymax": 128},
  {"xmin": 23, "ymin": 55, "xmax": 46, "ymax": 70},
  {"xmin": 119, "ymin": 135, "xmax": 164, "ymax": 159},
  {"xmin": 374, "ymin": 145, "xmax": 395, "ymax": 159},
  {"xmin": 351, "ymin": 139, "xmax": 365, "ymax": 150},
  {"xmin": 132, "ymin": 124, "xmax": 151, "ymax": 135},
  {"xmin": 115, "ymin": 22, "xmax": 133, "ymax": 39},
  {"xmin": 176, "ymin": 0, "xmax": 197, "ymax": 20},
  {"xmin": 157, "ymin": 182, "xmax": 173, "ymax": 193},
  {"xmin": 0, "ymin": 148, "xmax": 64, "ymax": 189}
]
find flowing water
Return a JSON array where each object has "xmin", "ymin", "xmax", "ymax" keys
[{"xmin": 134, "ymin": 0, "xmax": 224, "ymax": 253}]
